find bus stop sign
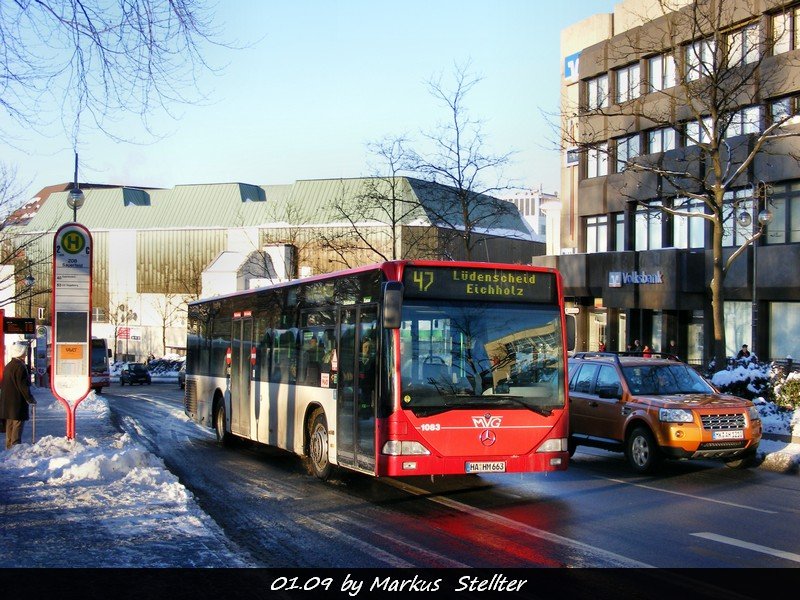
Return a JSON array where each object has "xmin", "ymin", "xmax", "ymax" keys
[{"xmin": 52, "ymin": 223, "xmax": 93, "ymax": 438}]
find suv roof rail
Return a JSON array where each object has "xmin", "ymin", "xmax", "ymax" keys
[
  {"xmin": 571, "ymin": 351, "xmax": 623, "ymax": 367},
  {"xmin": 572, "ymin": 351, "xmax": 681, "ymax": 365}
]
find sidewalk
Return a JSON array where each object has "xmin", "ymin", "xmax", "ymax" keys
[{"xmin": 0, "ymin": 389, "xmax": 252, "ymax": 568}]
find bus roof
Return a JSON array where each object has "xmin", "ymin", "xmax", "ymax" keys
[{"xmin": 188, "ymin": 260, "xmax": 562, "ymax": 307}]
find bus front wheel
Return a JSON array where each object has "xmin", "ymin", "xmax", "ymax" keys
[{"xmin": 308, "ymin": 409, "xmax": 332, "ymax": 480}]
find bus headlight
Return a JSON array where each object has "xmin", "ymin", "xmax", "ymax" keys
[
  {"xmin": 537, "ymin": 438, "xmax": 568, "ymax": 453},
  {"xmin": 382, "ymin": 440, "xmax": 431, "ymax": 456}
]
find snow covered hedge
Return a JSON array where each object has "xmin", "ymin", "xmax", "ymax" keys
[{"xmin": 710, "ymin": 357, "xmax": 799, "ymax": 409}]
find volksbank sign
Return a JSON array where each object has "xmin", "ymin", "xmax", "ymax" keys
[{"xmin": 608, "ymin": 270, "xmax": 664, "ymax": 288}]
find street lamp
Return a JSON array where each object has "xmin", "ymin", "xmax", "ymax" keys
[
  {"xmin": 66, "ymin": 152, "xmax": 85, "ymax": 222},
  {"xmin": 24, "ymin": 273, "xmax": 35, "ymax": 371},
  {"xmin": 751, "ymin": 207, "xmax": 773, "ymax": 358}
]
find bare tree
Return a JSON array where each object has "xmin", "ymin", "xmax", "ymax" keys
[
  {"xmin": 0, "ymin": 168, "xmax": 57, "ymax": 310},
  {"xmin": 318, "ymin": 138, "xmax": 438, "ymax": 267},
  {"xmin": 108, "ymin": 302, "xmax": 138, "ymax": 361},
  {"xmin": 563, "ymin": 0, "xmax": 800, "ymax": 366},
  {"xmin": 0, "ymin": 0, "xmax": 224, "ymax": 143},
  {"xmin": 406, "ymin": 61, "xmax": 518, "ymax": 260},
  {"xmin": 259, "ymin": 195, "xmax": 325, "ymax": 278},
  {"xmin": 1, "ymin": 1, "xmax": 228, "ymax": 317}
]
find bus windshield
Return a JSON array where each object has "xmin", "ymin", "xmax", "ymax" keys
[
  {"xmin": 399, "ymin": 300, "xmax": 565, "ymax": 415},
  {"xmin": 91, "ymin": 340, "xmax": 109, "ymax": 371}
]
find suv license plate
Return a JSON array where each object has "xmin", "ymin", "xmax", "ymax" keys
[
  {"xmin": 465, "ymin": 461, "xmax": 506, "ymax": 473},
  {"xmin": 713, "ymin": 430, "xmax": 744, "ymax": 440}
]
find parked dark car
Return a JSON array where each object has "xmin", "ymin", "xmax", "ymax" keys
[
  {"xmin": 178, "ymin": 364, "xmax": 185, "ymax": 389},
  {"xmin": 120, "ymin": 362, "xmax": 151, "ymax": 386}
]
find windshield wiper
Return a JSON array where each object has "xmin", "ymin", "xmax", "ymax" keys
[
  {"xmin": 497, "ymin": 395, "xmax": 553, "ymax": 416},
  {"xmin": 438, "ymin": 394, "xmax": 554, "ymax": 416}
]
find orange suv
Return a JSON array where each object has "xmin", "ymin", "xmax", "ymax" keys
[{"xmin": 567, "ymin": 352, "xmax": 761, "ymax": 473}]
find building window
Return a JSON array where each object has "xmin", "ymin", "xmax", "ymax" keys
[
  {"xmin": 587, "ymin": 143, "xmax": 608, "ymax": 178},
  {"xmin": 587, "ymin": 74, "xmax": 609, "ymax": 110},
  {"xmin": 613, "ymin": 213, "xmax": 625, "ymax": 251},
  {"xmin": 726, "ymin": 23, "xmax": 760, "ymax": 66},
  {"xmin": 685, "ymin": 38, "xmax": 716, "ymax": 82},
  {"xmin": 725, "ymin": 106, "xmax": 762, "ymax": 138},
  {"xmin": 770, "ymin": 95, "xmax": 800, "ymax": 127},
  {"xmin": 764, "ymin": 181, "xmax": 800, "ymax": 244},
  {"xmin": 724, "ymin": 301, "xmax": 752, "ymax": 356},
  {"xmin": 92, "ymin": 307, "xmax": 107, "ymax": 323},
  {"xmin": 722, "ymin": 189, "xmax": 754, "ymax": 247},
  {"xmin": 672, "ymin": 198, "xmax": 706, "ymax": 249},
  {"xmin": 648, "ymin": 53, "xmax": 676, "ymax": 91},
  {"xmin": 686, "ymin": 116, "xmax": 713, "ymax": 145},
  {"xmin": 586, "ymin": 215, "xmax": 608, "ymax": 253},
  {"xmin": 772, "ymin": 6, "xmax": 800, "ymax": 55},
  {"xmin": 646, "ymin": 127, "xmax": 677, "ymax": 153},
  {"xmin": 615, "ymin": 134, "xmax": 640, "ymax": 172},
  {"xmin": 770, "ymin": 302, "xmax": 800, "ymax": 360},
  {"xmin": 635, "ymin": 202, "xmax": 663, "ymax": 251},
  {"xmin": 615, "ymin": 63, "xmax": 641, "ymax": 103}
]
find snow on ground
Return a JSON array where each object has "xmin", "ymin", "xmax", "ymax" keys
[{"xmin": 0, "ymin": 390, "xmax": 252, "ymax": 567}]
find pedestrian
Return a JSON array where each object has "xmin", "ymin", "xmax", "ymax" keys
[
  {"xmin": 632, "ymin": 339, "xmax": 642, "ymax": 354},
  {"xmin": 668, "ymin": 339, "xmax": 678, "ymax": 358},
  {"xmin": 642, "ymin": 345, "xmax": 652, "ymax": 358},
  {"xmin": 736, "ymin": 344, "xmax": 751, "ymax": 359},
  {"xmin": 599, "ymin": 341, "xmax": 607, "ymax": 352},
  {"xmin": 1, "ymin": 342, "xmax": 37, "ymax": 449}
]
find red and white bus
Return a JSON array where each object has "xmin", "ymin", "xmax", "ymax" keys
[{"xmin": 184, "ymin": 260, "xmax": 570, "ymax": 479}]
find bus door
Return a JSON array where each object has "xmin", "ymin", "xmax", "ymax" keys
[
  {"xmin": 336, "ymin": 305, "xmax": 378, "ymax": 473},
  {"xmin": 230, "ymin": 314, "xmax": 254, "ymax": 437}
]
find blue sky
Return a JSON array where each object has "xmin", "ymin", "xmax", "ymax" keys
[{"xmin": 3, "ymin": 1, "xmax": 618, "ymax": 204}]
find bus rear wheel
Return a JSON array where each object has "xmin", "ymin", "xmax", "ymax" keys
[
  {"xmin": 214, "ymin": 401, "xmax": 232, "ymax": 447},
  {"xmin": 308, "ymin": 409, "xmax": 332, "ymax": 480}
]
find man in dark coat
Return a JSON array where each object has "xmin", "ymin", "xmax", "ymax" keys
[{"xmin": 1, "ymin": 342, "xmax": 36, "ymax": 449}]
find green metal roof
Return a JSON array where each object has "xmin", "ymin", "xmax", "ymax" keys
[{"xmin": 18, "ymin": 178, "xmax": 532, "ymax": 239}]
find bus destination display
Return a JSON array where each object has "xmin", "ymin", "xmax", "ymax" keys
[{"xmin": 403, "ymin": 266, "xmax": 556, "ymax": 303}]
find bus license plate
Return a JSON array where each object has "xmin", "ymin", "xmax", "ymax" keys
[
  {"xmin": 465, "ymin": 461, "xmax": 506, "ymax": 473},
  {"xmin": 713, "ymin": 430, "xmax": 744, "ymax": 440}
]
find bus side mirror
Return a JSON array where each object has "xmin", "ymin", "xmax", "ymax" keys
[
  {"xmin": 565, "ymin": 314, "xmax": 576, "ymax": 353},
  {"xmin": 383, "ymin": 282, "xmax": 403, "ymax": 329},
  {"xmin": 107, "ymin": 349, "xmax": 112, "ymax": 358}
]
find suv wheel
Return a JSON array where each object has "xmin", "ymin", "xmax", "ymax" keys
[{"xmin": 625, "ymin": 426, "xmax": 662, "ymax": 473}]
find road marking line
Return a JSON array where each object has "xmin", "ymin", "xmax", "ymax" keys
[
  {"xmin": 691, "ymin": 532, "xmax": 800, "ymax": 563},
  {"xmin": 604, "ymin": 477, "xmax": 778, "ymax": 513},
  {"xmin": 385, "ymin": 478, "xmax": 652, "ymax": 568}
]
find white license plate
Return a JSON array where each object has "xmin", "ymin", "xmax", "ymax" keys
[
  {"xmin": 713, "ymin": 430, "xmax": 744, "ymax": 440},
  {"xmin": 465, "ymin": 461, "xmax": 506, "ymax": 473}
]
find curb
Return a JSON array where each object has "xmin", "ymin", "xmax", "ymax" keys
[{"xmin": 762, "ymin": 432, "xmax": 800, "ymax": 444}]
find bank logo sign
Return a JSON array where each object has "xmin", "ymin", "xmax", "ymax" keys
[
  {"xmin": 564, "ymin": 51, "xmax": 580, "ymax": 82},
  {"xmin": 609, "ymin": 270, "xmax": 664, "ymax": 287}
]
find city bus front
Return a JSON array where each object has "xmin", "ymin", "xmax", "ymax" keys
[{"xmin": 377, "ymin": 264, "xmax": 569, "ymax": 477}]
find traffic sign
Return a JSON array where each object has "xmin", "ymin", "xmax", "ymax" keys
[{"xmin": 52, "ymin": 222, "xmax": 93, "ymax": 439}]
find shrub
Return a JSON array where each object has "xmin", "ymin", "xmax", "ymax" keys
[
  {"xmin": 709, "ymin": 357, "xmax": 800, "ymax": 410},
  {"xmin": 773, "ymin": 371, "xmax": 800, "ymax": 410},
  {"xmin": 710, "ymin": 358, "xmax": 772, "ymax": 401}
]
